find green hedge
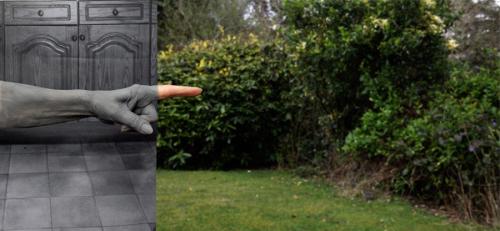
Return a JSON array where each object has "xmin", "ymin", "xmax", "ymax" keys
[{"xmin": 157, "ymin": 35, "xmax": 296, "ymax": 169}]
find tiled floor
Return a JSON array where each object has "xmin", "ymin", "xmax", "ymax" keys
[{"xmin": 0, "ymin": 141, "xmax": 156, "ymax": 231}]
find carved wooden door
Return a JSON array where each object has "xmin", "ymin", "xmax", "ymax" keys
[
  {"xmin": 78, "ymin": 24, "xmax": 150, "ymax": 90},
  {"xmin": 4, "ymin": 26, "xmax": 78, "ymax": 89}
]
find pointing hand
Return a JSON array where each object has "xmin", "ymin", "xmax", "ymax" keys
[{"xmin": 87, "ymin": 84, "xmax": 202, "ymax": 134}]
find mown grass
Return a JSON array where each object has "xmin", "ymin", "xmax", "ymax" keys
[{"xmin": 157, "ymin": 170, "xmax": 493, "ymax": 231}]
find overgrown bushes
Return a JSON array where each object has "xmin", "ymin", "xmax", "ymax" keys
[
  {"xmin": 344, "ymin": 61, "xmax": 500, "ymax": 223},
  {"xmin": 282, "ymin": 0, "xmax": 455, "ymax": 160},
  {"xmin": 156, "ymin": 0, "xmax": 499, "ymax": 224},
  {"xmin": 157, "ymin": 35, "xmax": 295, "ymax": 169}
]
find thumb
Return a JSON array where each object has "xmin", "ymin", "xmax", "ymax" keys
[{"xmin": 113, "ymin": 108, "xmax": 154, "ymax": 135}]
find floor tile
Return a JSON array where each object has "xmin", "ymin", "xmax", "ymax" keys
[
  {"xmin": 0, "ymin": 144, "xmax": 11, "ymax": 154},
  {"xmin": 2, "ymin": 138, "xmax": 155, "ymax": 230},
  {"xmin": 95, "ymin": 195, "xmax": 146, "ymax": 226},
  {"xmin": 51, "ymin": 197, "xmax": 101, "ymax": 228},
  {"xmin": 82, "ymin": 143, "xmax": 118, "ymax": 155},
  {"xmin": 9, "ymin": 153, "xmax": 48, "ymax": 173},
  {"xmin": 11, "ymin": 144, "xmax": 46, "ymax": 154},
  {"xmin": 0, "ymin": 199, "xmax": 4, "ymax": 230},
  {"xmin": 0, "ymin": 174, "xmax": 7, "ymax": 199},
  {"xmin": 84, "ymin": 155, "xmax": 125, "ymax": 171},
  {"xmin": 138, "ymin": 194, "xmax": 155, "ymax": 223},
  {"xmin": 128, "ymin": 170, "xmax": 155, "ymax": 195},
  {"xmin": 48, "ymin": 155, "xmax": 87, "ymax": 172},
  {"xmin": 103, "ymin": 224, "xmax": 151, "ymax": 231},
  {"xmin": 49, "ymin": 172, "xmax": 93, "ymax": 197},
  {"xmin": 53, "ymin": 228, "xmax": 103, "ymax": 231},
  {"xmin": 7, "ymin": 173, "xmax": 50, "ymax": 198},
  {"xmin": 89, "ymin": 171, "xmax": 134, "ymax": 196},
  {"xmin": 0, "ymin": 154, "xmax": 9, "ymax": 174},
  {"xmin": 9, "ymin": 228, "xmax": 52, "ymax": 231},
  {"xmin": 47, "ymin": 143, "xmax": 82, "ymax": 155},
  {"xmin": 121, "ymin": 153, "xmax": 155, "ymax": 170},
  {"xmin": 4, "ymin": 198, "xmax": 51, "ymax": 230},
  {"xmin": 115, "ymin": 142, "xmax": 155, "ymax": 155}
]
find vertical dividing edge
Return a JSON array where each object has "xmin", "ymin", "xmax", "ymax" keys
[
  {"xmin": 150, "ymin": 0, "xmax": 159, "ymax": 141},
  {"xmin": 150, "ymin": 0, "xmax": 157, "ymax": 86},
  {"xmin": 152, "ymin": 0, "xmax": 157, "ymax": 24},
  {"xmin": 1, "ymin": 1, "xmax": 4, "ymax": 81}
]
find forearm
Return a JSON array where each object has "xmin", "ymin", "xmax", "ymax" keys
[{"xmin": 0, "ymin": 81, "xmax": 93, "ymax": 128}]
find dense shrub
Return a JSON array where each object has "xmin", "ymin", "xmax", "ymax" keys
[
  {"xmin": 283, "ymin": 0, "xmax": 499, "ymax": 224},
  {"xmin": 344, "ymin": 59, "xmax": 500, "ymax": 223},
  {"xmin": 157, "ymin": 35, "xmax": 295, "ymax": 169},
  {"xmin": 282, "ymin": 0, "xmax": 455, "ymax": 165}
]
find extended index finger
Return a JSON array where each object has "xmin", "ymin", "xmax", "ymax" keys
[{"xmin": 157, "ymin": 85, "xmax": 203, "ymax": 100}]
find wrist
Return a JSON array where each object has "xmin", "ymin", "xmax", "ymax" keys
[{"xmin": 76, "ymin": 90, "xmax": 95, "ymax": 115}]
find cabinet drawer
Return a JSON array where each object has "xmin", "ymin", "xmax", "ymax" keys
[
  {"xmin": 80, "ymin": 1, "xmax": 150, "ymax": 24},
  {"xmin": 5, "ymin": 1, "xmax": 77, "ymax": 25}
]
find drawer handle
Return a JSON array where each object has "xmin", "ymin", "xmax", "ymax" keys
[
  {"xmin": 38, "ymin": 10, "xmax": 44, "ymax": 17},
  {"xmin": 79, "ymin": 34, "xmax": 86, "ymax": 41},
  {"xmin": 112, "ymin": 9, "xmax": 119, "ymax": 16},
  {"xmin": 71, "ymin": 35, "xmax": 78, "ymax": 42}
]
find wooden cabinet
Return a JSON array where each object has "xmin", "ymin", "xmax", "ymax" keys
[
  {"xmin": 4, "ymin": 1, "xmax": 78, "ymax": 25},
  {"xmin": 4, "ymin": 26, "xmax": 78, "ymax": 89},
  {"xmin": 79, "ymin": 1, "xmax": 150, "ymax": 24},
  {"xmin": 0, "ymin": 2, "xmax": 4, "ymax": 82},
  {"xmin": 1, "ymin": 0, "xmax": 155, "ymax": 91},
  {"xmin": 79, "ymin": 24, "xmax": 150, "ymax": 90}
]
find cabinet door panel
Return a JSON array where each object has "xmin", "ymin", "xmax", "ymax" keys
[
  {"xmin": 4, "ymin": 26, "xmax": 78, "ymax": 89},
  {"xmin": 0, "ymin": 2, "xmax": 4, "ymax": 24},
  {"xmin": 0, "ymin": 25, "xmax": 4, "ymax": 81},
  {"xmin": 0, "ymin": 3, "xmax": 4, "ymax": 80},
  {"xmin": 79, "ymin": 24, "xmax": 150, "ymax": 90}
]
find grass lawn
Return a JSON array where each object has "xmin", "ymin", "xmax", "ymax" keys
[{"xmin": 157, "ymin": 170, "xmax": 493, "ymax": 231}]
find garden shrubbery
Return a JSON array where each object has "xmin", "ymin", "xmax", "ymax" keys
[
  {"xmin": 157, "ymin": 35, "xmax": 295, "ymax": 169},
  {"xmin": 344, "ymin": 60, "xmax": 499, "ymax": 223},
  {"xmin": 157, "ymin": 0, "xmax": 499, "ymax": 224},
  {"xmin": 282, "ymin": 0, "xmax": 455, "ymax": 166}
]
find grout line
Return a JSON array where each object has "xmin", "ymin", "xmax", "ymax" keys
[
  {"xmin": 1, "ymin": 149, "xmax": 10, "ymax": 229},
  {"xmin": 80, "ymin": 141, "xmax": 103, "ymax": 230},
  {"xmin": 81, "ymin": 141, "xmax": 103, "ymax": 228},
  {"xmin": 134, "ymin": 191, "xmax": 150, "ymax": 225},
  {"xmin": 45, "ymin": 144, "xmax": 53, "ymax": 229}
]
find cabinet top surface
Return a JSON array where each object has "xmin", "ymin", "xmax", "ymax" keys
[{"xmin": 0, "ymin": 0, "xmax": 148, "ymax": 2}]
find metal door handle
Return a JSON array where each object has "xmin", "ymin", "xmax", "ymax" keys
[
  {"xmin": 112, "ymin": 9, "xmax": 119, "ymax": 16},
  {"xmin": 38, "ymin": 10, "xmax": 44, "ymax": 17},
  {"xmin": 71, "ymin": 35, "xmax": 78, "ymax": 42},
  {"xmin": 79, "ymin": 34, "xmax": 86, "ymax": 41}
]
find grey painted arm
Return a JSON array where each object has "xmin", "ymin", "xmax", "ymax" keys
[{"xmin": 0, "ymin": 81, "xmax": 159, "ymax": 134}]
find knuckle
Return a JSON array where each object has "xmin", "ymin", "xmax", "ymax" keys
[{"xmin": 151, "ymin": 113, "xmax": 159, "ymax": 122}]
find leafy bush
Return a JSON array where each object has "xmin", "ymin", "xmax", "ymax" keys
[
  {"xmin": 283, "ymin": 0, "xmax": 499, "ymax": 224},
  {"xmin": 344, "ymin": 60, "xmax": 500, "ymax": 223},
  {"xmin": 281, "ymin": 0, "xmax": 455, "ymax": 166},
  {"xmin": 157, "ymin": 35, "xmax": 295, "ymax": 169}
]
